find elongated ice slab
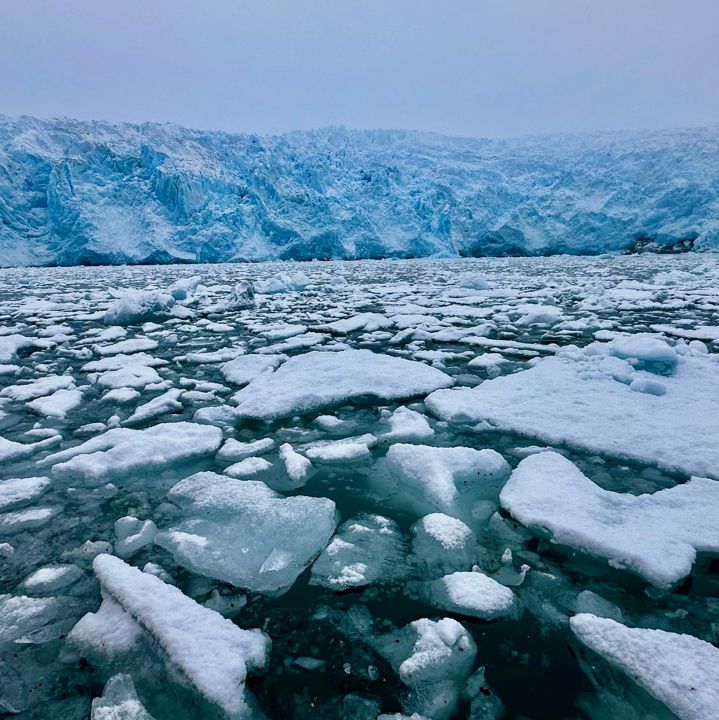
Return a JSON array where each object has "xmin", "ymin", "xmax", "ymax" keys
[
  {"xmin": 89, "ymin": 554, "xmax": 269, "ymax": 717},
  {"xmin": 44, "ymin": 422, "xmax": 222, "ymax": 484},
  {"xmin": 571, "ymin": 613, "xmax": 719, "ymax": 720}
]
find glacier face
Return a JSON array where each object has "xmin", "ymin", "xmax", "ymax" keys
[{"xmin": 0, "ymin": 115, "xmax": 718, "ymax": 266}]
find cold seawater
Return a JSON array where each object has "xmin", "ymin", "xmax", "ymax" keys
[{"xmin": 0, "ymin": 255, "xmax": 718, "ymax": 720}]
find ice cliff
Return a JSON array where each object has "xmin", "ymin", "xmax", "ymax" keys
[{"xmin": 1, "ymin": 114, "xmax": 717, "ymax": 266}]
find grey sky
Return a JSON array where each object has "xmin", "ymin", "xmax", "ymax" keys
[{"xmin": 1, "ymin": 0, "xmax": 717, "ymax": 138}]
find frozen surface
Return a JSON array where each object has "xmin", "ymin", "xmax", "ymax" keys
[
  {"xmin": 0, "ymin": 255, "xmax": 718, "ymax": 720},
  {"xmin": 425, "ymin": 571, "xmax": 516, "ymax": 620}
]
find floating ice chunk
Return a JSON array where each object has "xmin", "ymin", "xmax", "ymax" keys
[
  {"xmin": 378, "ymin": 406, "xmax": 434, "ymax": 443},
  {"xmin": 304, "ymin": 433, "xmax": 376, "ymax": 463},
  {"xmin": 156, "ymin": 472, "xmax": 336, "ymax": 594},
  {"xmin": 278, "ymin": 443, "xmax": 313, "ymax": 487},
  {"xmin": 575, "ymin": 590, "xmax": 622, "ymax": 622},
  {"xmin": 0, "ymin": 374, "xmax": 75, "ymax": 402},
  {"xmin": 0, "ymin": 434, "xmax": 60, "ymax": 462},
  {"xmin": 384, "ymin": 444, "xmax": 510, "ymax": 518},
  {"xmin": 90, "ymin": 554, "xmax": 269, "ymax": 717},
  {"xmin": 425, "ymin": 571, "xmax": 516, "ymax": 620},
  {"xmin": 601, "ymin": 334, "xmax": 678, "ymax": 374},
  {"xmin": 456, "ymin": 272, "xmax": 489, "ymax": 290},
  {"xmin": 311, "ymin": 514, "xmax": 406, "ymax": 590},
  {"xmin": 123, "ymin": 389, "xmax": 183, "ymax": 425},
  {"xmin": 168, "ymin": 275, "xmax": 202, "ymax": 301},
  {"xmin": 20, "ymin": 564, "xmax": 84, "ymax": 595},
  {"xmin": 217, "ymin": 438, "xmax": 275, "ymax": 462},
  {"xmin": 0, "ymin": 476, "xmax": 51, "ymax": 511},
  {"xmin": 375, "ymin": 617, "xmax": 476, "ymax": 720},
  {"xmin": 255, "ymin": 272, "xmax": 309, "ymax": 294},
  {"xmin": 101, "ymin": 387, "xmax": 141, "ymax": 404},
  {"xmin": 93, "ymin": 337, "xmax": 158, "ymax": 356},
  {"xmin": 0, "ymin": 334, "xmax": 52, "ymax": 363},
  {"xmin": 208, "ymin": 281, "xmax": 255, "ymax": 310},
  {"xmin": 45, "ymin": 422, "xmax": 222, "ymax": 485},
  {"xmin": 315, "ymin": 313, "xmax": 393, "ymax": 335},
  {"xmin": 651, "ymin": 323, "xmax": 719, "ymax": 342},
  {"xmin": 412, "ymin": 514, "xmax": 480, "ymax": 574},
  {"xmin": 67, "ymin": 596, "xmax": 144, "ymax": 661},
  {"xmin": 221, "ymin": 354, "xmax": 286, "ymax": 387},
  {"xmin": 500, "ymin": 452, "xmax": 719, "ymax": 587},
  {"xmin": 61, "ymin": 540, "xmax": 114, "ymax": 568},
  {"xmin": 426, "ymin": 352, "xmax": 719, "ymax": 479},
  {"xmin": 95, "ymin": 365, "xmax": 162, "ymax": 390},
  {"xmin": 0, "ymin": 594, "xmax": 70, "ymax": 643},
  {"xmin": 514, "ymin": 303, "xmax": 563, "ymax": 327},
  {"xmin": 91, "ymin": 674, "xmax": 155, "ymax": 720},
  {"xmin": 114, "ymin": 517, "xmax": 158, "ymax": 558},
  {"xmin": 82, "ymin": 353, "xmax": 167, "ymax": 372},
  {"xmin": 234, "ymin": 350, "xmax": 453, "ymax": 421},
  {"xmin": 257, "ymin": 332, "xmax": 326, "ymax": 355},
  {"xmin": 203, "ymin": 588, "xmax": 247, "ymax": 618},
  {"xmin": 571, "ymin": 613, "xmax": 719, "ymax": 720},
  {"xmin": 260, "ymin": 324, "xmax": 308, "ymax": 341},
  {"xmin": 224, "ymin": 456, "xmax": 273, "ymax": 479},
  {"xmin": 185, "ymin": 347, "xmax": 245, "ymax": 364},
  {"xmin": 26, "ymin": 388, "xmax": 83, "ymax": 418},
  {"xmin": 463, "ymin": 666, "xmax": 504, "ymax": 720},
  {"xmin": 0, "ymin": 506, "xmax": 62, "ymax": 535},
  {"xmin": 467, "ymin": 352, "xmax": 512, "ymax": 379},
  {"xmin": 104, "ymin": 290, "xmax": 175, "ymax": 326}
]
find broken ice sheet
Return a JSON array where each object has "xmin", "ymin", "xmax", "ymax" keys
[{"xmin": 0, "ymin": 256, "xmax": 718, "ymax": 719}]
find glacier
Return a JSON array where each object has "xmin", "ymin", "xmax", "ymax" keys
[{"xmin": 1, "ymin": 114, "xmax": 718, "ymax": 266}]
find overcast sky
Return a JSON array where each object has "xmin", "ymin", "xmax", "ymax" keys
[{"xmin": 1, "ymin": 0, "xmax": 717, "ymax": 138}]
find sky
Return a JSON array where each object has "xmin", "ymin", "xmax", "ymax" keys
[{"xmin": 1, "ymin": 0, "xmax": 717, "ymax": 139}]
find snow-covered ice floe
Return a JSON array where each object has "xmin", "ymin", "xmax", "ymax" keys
[
  {"xmin": 234, "ymin": 349, "xmax": 453, "ymax": 420},
  {"xmin": 427, "ymin": 343, "xmax": 719, "ymax": 479},
  {"xmin": 80, "ymin": 554, "xmax": 269, "ymax": 717},
  {"xmin": 500, "ymin": 452, "xmax": 719, "ymax": 588},
  {"xmin": 571, "ymin": 613, "xmax": 719, "ymax": 720}
]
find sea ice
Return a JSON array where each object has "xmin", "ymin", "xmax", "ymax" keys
[
  {"xmin": 310, "ymin": 514, "xmax": 406, "ymax": 590},
  {"xmin": 571, "ymin": 613, "xmax": 719, "ymax": 720},
  {"xmin": 155, "ymin": 472, "xmax": 336, "ymax": 594},
  {"xmin": 382, "ymin": 444, "xmax": 510, "ymax": 519},
  {"xmin": 88, "ymin": 554, "xmax": 269, "ymax": 717},
  {"xmin": 374, "ymin": 617, "xmax": 477, "ymax": 720},
  {"xmin": 426, "ymin": 349, "xmax": 719, "ymax": 479},
  {"xmin": 44, "ymin": 422, "xmax": 223, "ymax": 484},
  {"xmin": 91, "ymin": 674, "xmax": 155, "ymax": 720},
  {"xmin": 425, "ymin": 571, "xmax": 516, "ymax": 620},
  {"xmin": 234, "ymin": 350, "xmax": 453, "ymax": 420},
  {"xmin": 500, "ymin": 452, "xmax": 719, "ymax": 587}
]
